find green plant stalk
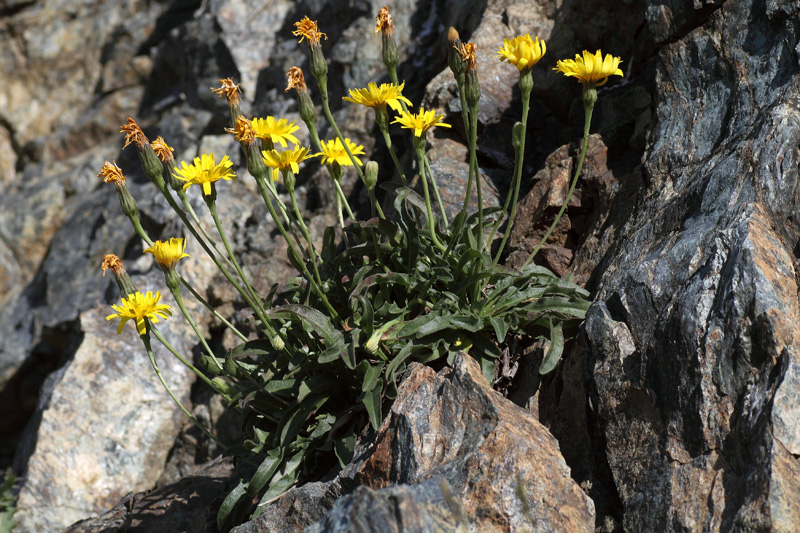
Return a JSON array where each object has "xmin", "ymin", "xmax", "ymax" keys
[
  {"xmin": 253, "ymin": 176, "xmax": 339, "ymax": 320},
  {"xmin": 414, "ymin": 143, "xmax": 446, "ymax": 252},
  {"xmin": 169, "ymin": 286, "xmax": 223, "ymax": 370},
  {"xmin": 375, "ymin": 109, "xmax": 408, "ymax": 186},
  {"xmin": 423, "ymin": 153, "xmax": 449, "ymax": 231},
  {"xmin": 492, "ymin": 73, "xmax": 533, "ymax": 265},
  {"xmin": 367, "ymin": 187, "xmax": 386, "ymax": 219},
  {"xmin": 123, "ymin": 210, "xmax": 247, "ymax": 342},
  {"xmin": 301, "ymin": 118, "xmax": 356, "ymax": 221},
  {"xmin": 467, "ymin": 102, "xmax": 483, "ymax": 251},
  {"xmin": 446, "ymin": 74, "xmax": 474, "ymax": 252},
  {"xmin": 522, "ymin": 97, "xmax": 595, "ymax": 269},
  {"xmin": 176, "ymin": 188, "xmax": 236, "ymax": 271},
  {"xmin": 285, "ymin": 171, "xmax": 326, "ymax": 289},
  {"xmin": 142, "ymin": 331, "xmax": 227, "ymax": 449},
  {"xmin": 149, "ymin": 324, "xmax": 221, "ymax": 393},
  {"xmin": 206, "ymin": 201, "xmax": 273, "ymax": 333}
]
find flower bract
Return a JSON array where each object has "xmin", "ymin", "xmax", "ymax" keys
[
  {"xmin": 392, "ymin": 107, "xmax": 451, "ymax": 138},
  {"xmin": 554, "ymin": 50, "xmax": 623, "ymax": 86},
  {"xmin": 251, "ymin": 117, "xmax": 300, "ymax": 148},
  {"xmin": 343, "ymin": 82, "xmax": 412, "ymax": 113},
  {"xmin": 144, "ymin": 238, "xmax": 190, "ymax": 268},
  {"xmin": 262, "ymin": 145, "xmax": 314, "ymax": 181},
  {"xmin": 314, "ymin": 138, "xmax": 365, "ymax": 167},
  {"xmin": 497, "ymin": 34, "xmax": 546, "ymax": 72},
  {"xmin": 173, "ymin": 154, "xmax": 236, "ymax": 196},
  {"xmin": 106, "ymin": 291, "xmax": 173, "ymax": 335}
]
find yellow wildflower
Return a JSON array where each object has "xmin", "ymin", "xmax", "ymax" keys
[
  {"xmin": 106, "ymin": 291, "xmax": 173, "ymax": 335},
  {"xmin": 343, "ymin": 82, "xmax": 412, "ymax": 112},
  {"xmin": 554, "ymin": 50, "xmax": 623, "ymax": 86},
  {"xmin": 262, "ymin": 145, "xmax": 314, "ymax": 181},
  {"xmin": 144, "ymin": 238, "xmax": 190, "ymax": 268},
  {"xmin": 293, "ymin": 16, "xmax": 327, "ymax": 44},
  {"xmin": 392, "ymin": 107, "xmax": 451, "ymax": 138},
  {"xmin": 173, "ymin": 154, "xmax": 236, "ymax": 196},
  {"xmin": 497, "ymin": 35, "xmax": 546, "ymax": 72},
  {"xmin": 314, "ymin": 138, "xmax": 365, "ymax": 167},
  {"xmin": 251, "ymin": 117, "xmax": 300, "ymax": 148}
]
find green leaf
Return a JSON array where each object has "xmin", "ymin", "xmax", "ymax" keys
[
  {"xmin": 362, "ymin": 385, "xmax": 383, "ymax": 431},
  {"xmin": 362, "ymin": 363, "xmax": 384, "ymax": 392},
  {"xmin": 269, "ymin": 304, "xmax": 345, "ymax": 349},
  {"xmin": 539, "ymin": 319, "xmax": 565, "ymax": 374},
  {"xmin": 489, "ymin": 316, "xmax": 509, "ymax": 343},
  {"xmin": 217, "ymin": 480, "xmax": 249, "ymax": 530},
  {"xmin": 334, "ymin": 429, "xmax": 357, "ymax": 467},
  {"xmin": 247, "ymin": 449, "xmax": 283, "ymax": 497}
]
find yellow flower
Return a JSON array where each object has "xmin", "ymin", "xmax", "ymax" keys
[
  {"xmin": 106, "ymin": 291, "xmax": 173, "ymax": 335},
  {"xmin": 554, "ymin": 50, "xmax": 623, "ymax": 86},
  {"xmin": 497, "ymin": 34, "xmax": 546, "ymax": 72},
  {"xmin": 173, "ymin": 154, "xmax": 236, "ymax": 196},
  {"xmin": 262, "ymin": 145, "xmax": 314, "ymax": 181},
  {"xmin": 211, "ymin": 78, "xmax": 241, "ymax": 106},
  {"xmin": 151, "ymin": 136, "xmax": 175, "ymax": 162},
  {"xmin": 251, "ymin": 117, "xmax": 300, "ymax": 148},
  {"xmin": 343, "ymin": 82, "xmax": 412, "ymax": 113},
  {"xmin": 314, "ymin": 138, "xmax": 365, "ymax": 167},
  {"xmin": 392, "ymin": 107, "xmax": 451, "ymax": 138},
  {"xmin": 98, "ymin": 161, "xmax": 126, "ymax": 184},
  {"xmin": 144, "ymin": 238, "xmax": 190, "ymax": 268},
  {"xmin": 293, "ymin": 16, "xmax": 327, "ymax": 44}
]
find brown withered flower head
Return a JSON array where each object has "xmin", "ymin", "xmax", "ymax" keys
[
  {"xmin": 101, "ymin": 254, "xmax": 126, "ymax": 277},
  {"xmin": 225, "ymin": 115, "xmax": 256, "ymax": 145},
  {"xmin": 120, "ymin": 118, "xmax": 149, "ymax": 149},
  {"xmin": 375, "ymin": 6, "xmax": 394, "ymax": 35},
  {"xmin": 293, "ymin": 16, "xmax": 327, "ymax": 45},
  {"xmin": 211, "ymin": 78, "xmax": 241, "ymax": 107},
  {"xmin": 97, "ymin": 161, "xmax": 126, "ymax": 185},
  {"xmin": 285, "ymin": 67, "xmax": 307, "ymax": 93},
  {"xmin": 456, "ymin": 42, "xmax": 478, "ymax": 71},
  {"xmin": 151, "ymin": 136, "xmax": 174, "ymax": 162}
]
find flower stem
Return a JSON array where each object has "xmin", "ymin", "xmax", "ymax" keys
[
  {"xmin": 414, "ymin": 143, "xmax": 446, "ymax": 252},
  {"xmin": 169, "ymin": 286, "xmax": 223, "ymax": 370},
  {"xmin": 423, "ymin": 153, "xmax": 448, "ymax": 231},
  {"xmin": 285, "ymin": 172, "xmax": 326, "ymax": 289},
  {"xmin": 492, "ymin": 75, "xmax": 533, "ymax": 265},
  {"xmin": 141, "ymin": 332, "xmax": 227, "ymax": 450},
  {"xmin": 522, "ymin": 99, "xmax": 594, "ymax": 269}
]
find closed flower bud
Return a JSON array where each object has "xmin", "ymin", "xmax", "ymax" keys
[{"xmin": 364, "ymin": 160, "xmax": 379, "ymax": 191}]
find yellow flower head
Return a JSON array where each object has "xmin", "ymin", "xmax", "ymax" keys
[
  {"xmin": 106, "ymin": 290, "xmax": 173, "ymax": 335},
  {"xmin": 375, "ymin": 6, "xmax": 394, "ymax": 35},
  {"xmin": 262, "ymin": 145, "xmax": 314, "ymax": 181},
  {"xmin": 211, "ymin": 78, "xmax": 241, "ymax": 106},
  {"xmin": 392, "ymin": 107, "xmax": 451, "ymax": 138},
  {"xmin": 554, "ymin": 50, "xmax": 623, "ymax": 86},
  {"xmin": 173, "ymin": 154, "xmax": 236, "ymax": 196},
  {"xmin": 251, "ymin": 117, "xmax": 300, "ymax": 148},
  {"xmin": 144, "ymin": 238, "xmax": 190, "ymax": 268},
  {"xmin": 151, "ymin": 136, "xmax": 175, "ymax": 162},
  {"xmin": 285, "ymin": 67, "xmax": 307, "ymax": 93},
  {"xmin": 343, "ymin": 82, "xmax": 412, "ymax": 113},
  {"xmin": 226, "ymin": 115, "xmax": 255, "ymax": 145},
  {"xmin": 98, "ymin": 161, "xmax": 126, "ymax": 185},
  {"xmin": 101, "ymin": 254, "xmax": 125, "ymax": 277},
  {"xmin": 314, "ymin": 138, "xmax": 365, "ymax": 167},
  {"xmin": 293, "ymin": 16, "xmax": 327, "ymax": 45},
  {"xmin": 455, "ymin": 42, "xmax": 478, "ymax": 71},
  {"xmin": 120, "ymin": 117, "xmax": 149, "ymax": 149},
  {"xmin": 497, "ymin": 34, "xmax": 546, "ymax": 72}
]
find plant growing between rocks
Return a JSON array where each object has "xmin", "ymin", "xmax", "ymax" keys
[{"xmin": 98, "ymin": 6, "xmax": 621, "ymax": 528}]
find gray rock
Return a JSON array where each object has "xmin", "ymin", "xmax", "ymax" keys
[{"xmin": 582, "ymin": 0, "xmax": 800, "ymax": 530}]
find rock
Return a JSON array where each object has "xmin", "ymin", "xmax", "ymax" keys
[
  {"xmin": 64, "ymin": 456, "xmax": 239, "ymax": 533},
  {"xmin": 241, "ymin": 353, "xmax": 595, "ymax": 532},
  {"xmin": 11, "ymin": 297, "xmax": 196, "ymax": 532},
  {"xmin": 582, "ymin": 0, "xmax": 800, "ymax": 530}
]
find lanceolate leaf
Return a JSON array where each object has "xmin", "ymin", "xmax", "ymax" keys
[{"xmin": 539, "ymin": 319, "xmax": 565, "ymax": 375}]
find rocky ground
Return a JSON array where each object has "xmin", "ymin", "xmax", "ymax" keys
[{"xmin": 0, "ymin": 0, "xmax": 798, "ymax": 531}]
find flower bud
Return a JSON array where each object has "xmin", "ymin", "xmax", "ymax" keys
[
  {"xmin": 272, "ymin": 335, "xmax": 285, "ymax": 351},
  {"xmin": 363, "ymin": 161, "xmax": 379, "ymax": 191},
  {"xmin": 101, "ymin": 254, "xmax": 137, "ymax": 298}
]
